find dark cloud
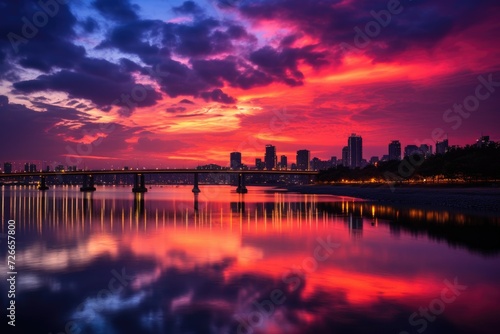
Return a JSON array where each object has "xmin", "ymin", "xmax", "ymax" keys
[
  {"xmin": 166, "ymin": 106, "xmax": 187, "ymax": 113},
  {"xmin": 191, "ymin": 57, "xmax": 273, "ymax": 89},
  {"xmin": 92, "ymin": 0, "xmax": 140, "ymax": 22},
  {"xmin": 249, "ymin": 45, "xmax": 328, "ymax": 86},
  {"xmin": 13, "ymin": 67, "xmax": 162, "ymax": 112},
  {"xmin": 173, "ymin": 1, "xmax": 204, "ymax": 16},
  {"xmin": 0, "ymin": 0, "xmax": 84, "ymax": 75},
  {"xmin": 179, "ymin": 99, "xmax": 195, "ymax": 104},
  {"xmin": 0, "ymin": 100, "xmax": 93, "ymax": 160},
  {"xmin": 97, "ymin": 19, "xmax": 166, "ymax": 65},
  {"xmin": 80, "ymin": 17, "xmax": 99, "ymax": 33},
  {"xmin": 237, "ymin": 0, "xmax": 500, "ymax": 62},
  {"xmin": 173, "ymin": 18, "xmax": 232, "ymax": 57},
  {"xmin": 201, "ymin": 89, "xmax": 236, "ymax": 104}
]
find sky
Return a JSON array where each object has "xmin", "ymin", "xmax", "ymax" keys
[{"xmin": 0, "ymin": 0, "xmax": 499, "ymax": 169}]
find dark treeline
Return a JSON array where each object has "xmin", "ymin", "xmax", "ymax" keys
[{"xmin": 319, "ymin": 143, "xmax": 500, "ymax": 183}]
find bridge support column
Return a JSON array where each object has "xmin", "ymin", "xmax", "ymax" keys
[
  {"xmin": 38, "ymin": 175, "xmax": 49, "ymax": 191},
  {"xmin": 193, "ymin": 193, "xmax": 199, "ymax": 212},
  {"xmin": 80, "ymin": 175, "xmax": 97, "ymax": 192},
  {"xmin": 133, "ymin": 193, "xmax": 145, "ymax": 214},
  {"xmin": 236, "ymin": 173, "xmax": 248, "ymax": 194},
  {"xmin": 192, "ymin": 173, "xmax": 201, "ymax": 193},
  {"xmin": 132, "ymin": 174, "xmax": 147, "ymax": 193}
]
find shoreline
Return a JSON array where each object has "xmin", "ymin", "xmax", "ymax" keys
[{"xmin": 285, "ymin": 184, "xmax": 500, "ymax": 215}]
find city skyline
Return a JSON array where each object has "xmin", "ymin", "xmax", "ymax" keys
[
  {"xmin": 0, "ymin": 1, "xmax": 499, "ymax": 169},
  {"xmin": 4, "ymin": 133, "xmax": 491, "ymax": 172}
]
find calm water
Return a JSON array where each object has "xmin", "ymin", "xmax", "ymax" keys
[{"xmin": 1, "ymin": 185, "xmax": 499, "ymax": 334}]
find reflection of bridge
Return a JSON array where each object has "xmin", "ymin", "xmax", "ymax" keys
[{"xmin": 0, "ymin": 169, "xmax": 318, "ymax": 193}]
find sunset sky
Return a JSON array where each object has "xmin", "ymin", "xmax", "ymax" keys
[{"xmin": 1, "ymin": 0, "xmax": 499, "ymax": 169}]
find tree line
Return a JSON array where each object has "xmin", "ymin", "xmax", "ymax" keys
[{"xmin": 318, "ymin": 143, "xmax": 500, "ymax": 183}]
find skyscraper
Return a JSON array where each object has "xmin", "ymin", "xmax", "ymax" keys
[
  {"xmin": 419, "ymin": 144, "xmax": 432, "ymax": 158},
  {"xmin": 404, "ymin": 145, "xmax": 420, "ymax": 157},
  {"xmin": 280, "ymin": 155, "xmax": 288, "ymax": 170},
  {"xmin": 296, "ymin": 150, "xmax": 310, "ymax": 171},
  {"xmin": 348, "ymin": 134, "xmax": 362, "ymax": 168},
  {"xmin": 436, "ymin": 139, "xmax": 449, "ymax": 155},
  {"xmin": 3, "ymin": 162, "xmax": 12, "ymax": 174},
  {"xmin": 264, "ymin": 145, "xmax": 277, "ymax": 170},
  {"xmin": 230, "ymin": 152, "xmax": 242, "ymax": 170},
  {"xmin": 341, "ymin": 146, "xmax": 349, "ymax": 166},
  {"xmin": 388, "ymin": 140, "xmax": 401, "ymax": 161},
  {"xmin": 255, "ymin": 158, "xmax": 264, "ymax": 170}
]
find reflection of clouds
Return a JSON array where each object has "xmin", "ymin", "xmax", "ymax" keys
[
  {"xmin": 72, "ymin": 292, "xmax": 146, "ymax": 334},
  {"xmin": 126, "ymin": 229, "xmax": 263, "ymax": 272},
  {"xmin": 17, "ymin": 273, "xmax": 43, "ymax": 290},
  {"xmin": 14, "ymin": 234, "xmax": 118, "ymax": 272}
]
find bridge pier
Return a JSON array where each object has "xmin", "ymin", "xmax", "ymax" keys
[
  {"xmin": 80, "ymin": 174, "xmax": 97, "ymax": 192},
  {"xmin": 236, "ymin": 173, "xmax": 248, "ymax": 193},
  {"xmin": 132, "ymin": 174, "xmax": 148, "ymax": 193},
  {"xmin": 134, "ymin": 193, "xmax": 145, "ymax": 214},
  {"xmin": 192, "ymin": 173, "xmax": 201, "ymax": 193},
  {"xmin": 38, "ymin": 175, "xmax": 49, "ymax": 191},
  {"xmin": 194, "ymin": 193, "xmax": 199, "ymax": 212}
]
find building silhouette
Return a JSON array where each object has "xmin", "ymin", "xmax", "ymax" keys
[
  {"xmin": 388, "ymin": 140, "xmax": 401, "ymax": 161},
  {"xmin": 404, "ymin": 145, "xmax": 419, "ymax": 157},
  {"xmin": 476, "ymin": 135, "xmax": 490, "ymax": 147},
  {"xmin": 280, "ymin": 155, "xmax": 288, "ymax": 170},
  {"xmin": 255, "ymin": 158, "xmax": 265, "ymax": 170},
  {"xmin": 296, "ymin": 149, "xmax": 310, "ymax": 170},
  {"xmin": 24, "ymin": 163, "xmax": 37, "ymax": 173},
  {"xmin": 230, "ymin": 152, "xmax": 242, "ymax": 170},
  {"xmin": 265, "ymin": 145, "xmax": 277, "ymax": 170},
  {"xmin": 436, "ymin": 139, "xmax": 449, "ymax": 154},
  {"xmin": 3, "ymin": 162, "xmax": 12, "ymax": 174},
  {"xmin": 348, "ymin": 134, "xmax": 362, "ymax": 168},
  {"xmin": 419, "ymin": 144, "xmax": 432, "ymax": 158},
  {"xmin": 341, "ymin": 146, "xmax": 349, "ymax": 166}
]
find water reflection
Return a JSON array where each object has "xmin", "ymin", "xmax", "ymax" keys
[{"xmin": 0, "ymin": 186, "xmax": 499, "ymax": 334}]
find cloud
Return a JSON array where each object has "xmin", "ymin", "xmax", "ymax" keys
[
  {"xmin": 80, "ymin": 17, "xmax": 99, "ymax": 33},
  {"xmin": 173, "ymin": 1, "xmax": 204, "ymax": 16},
  {"xmin": 13, "ymin": 57, "xmax": 163, "ymax": 113},
  {"xmin": 201, "ymin": 89, "xmax": 236, "ymax": 104},
  {"xmin": 0, "ymin": 95, "xmax": 8, "ymax": 107},
  {"xmin": 92, "ymin": 0, "xmax": 140, "ymax": 22},
  {"xmin": 166, "ymin": 107, "xmax": 187, "ymax": 113},
  {"xmin": 134, "ymin": 137, "xmax": 190, "ymax": 152}
]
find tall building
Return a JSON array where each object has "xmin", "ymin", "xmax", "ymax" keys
[
  {"xmin": 330, "ymin": 156, "xmax": 337, "ymax": 167},
  {"xmin": 280, "ymin": 155, "xmax": 288, "ymax": 170},
  {"xmin": 404, "ymin": 145, "xmax": 419, "ymax": 157},
  {"xmin": 230, "ymin": 152, "xmax": 242, "ymax": 170},
  {"xmin": 476, "ymin": 135, "xmax": 490, "ymax": 147},
  {"xmin": 388, "ymin": 140, "xmax": 401, "ymax": 161},
  {"xmin": 348, "ymin": 134, "xmax": 362, "ymax": 168},
  {"xmin": 264, "ymin": 145, "xmax": 277, "ymax": 170},
  {"xmin": 3, "ymin": 162, "xmax": 12, "ymax": 174},
  {"xmin": 255, "ymin": 158, "xmax": 265, "ymax": 170},
  {"xmin": 436, "ymin": 139, "xmax": 449, "ymax": 155},
  {"xmin": 296, "ymin": 150, "xmax": 310, "ymax": 171},
  {"xmin": 29, "ymin": 163, "xmax": 37, "ymax": 172},
  {"xmin": 341, "ymin": 146, "xmax": 349, "ymax": 166},
  {"xmin": 419, "ymin": 144, "xmax": 432, "ymax": 158},
  {"xmin": 24, "ymin": 163, "xmax": 30, "ymax": 173}
]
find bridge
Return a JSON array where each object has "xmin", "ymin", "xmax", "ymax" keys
[{"xmin": 0, "ymin": 169, "xmax": 319, "ymax": 194}]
